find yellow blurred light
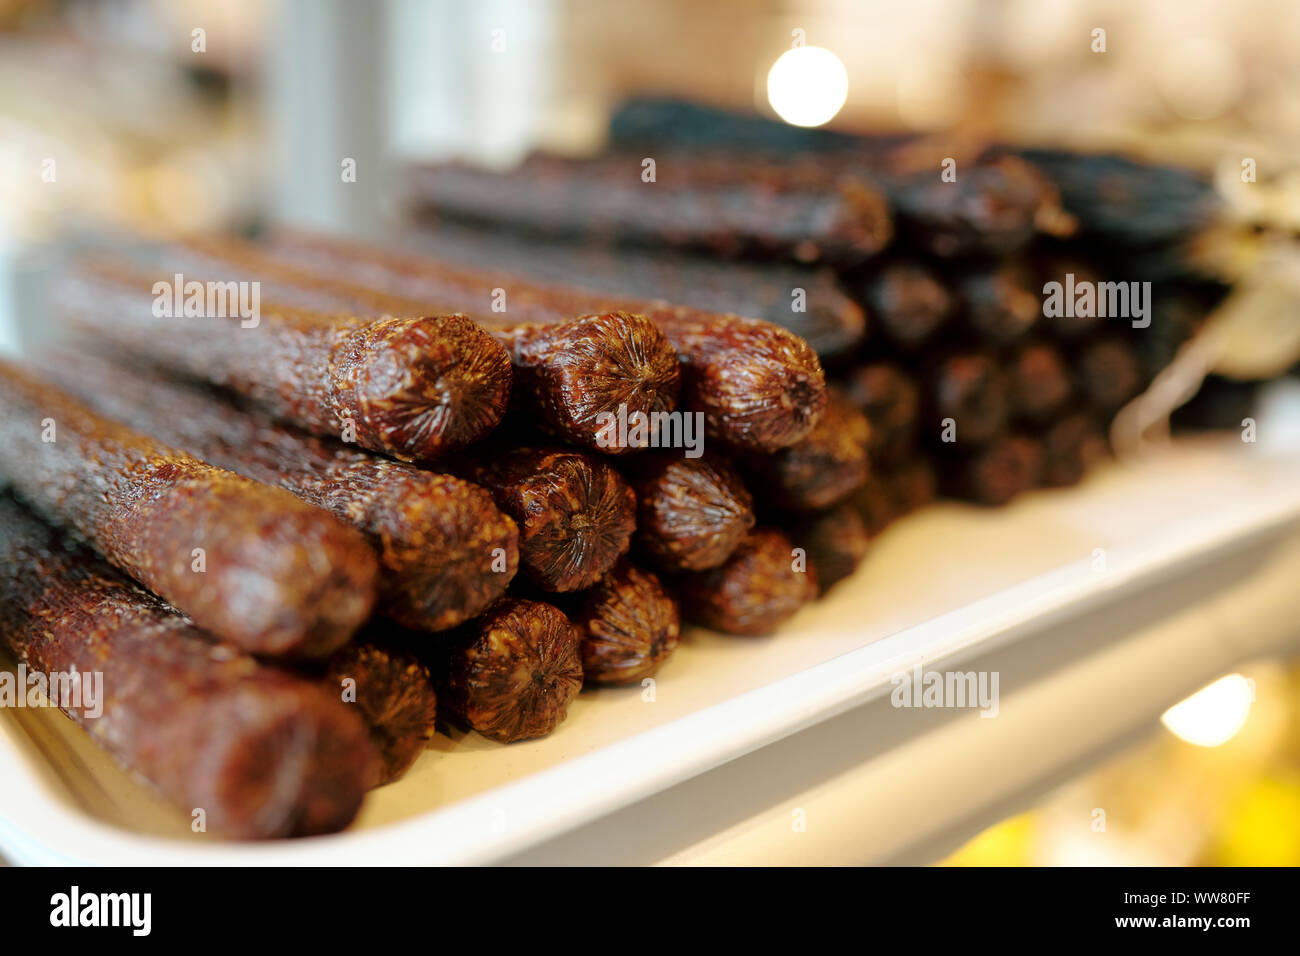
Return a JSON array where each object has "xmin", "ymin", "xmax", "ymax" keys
[
  {"xmin": 942, "ymin": 813, "xmax": 1034, "ymax": 866},
  {"xmin": 1211, "ymin": 776, "xmax": 1300, "ymax": 866},
  {"xmin": 1160, "ymin": 674, "xmax": 1253, "ymax": 748},
  {"xmin": 766, "ymin": 46, "xmax": 848, "ymax": 128}
]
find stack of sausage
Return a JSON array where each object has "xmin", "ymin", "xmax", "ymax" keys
[
  {"xmin": 402, "ymin": 98, "xmax": 1230, "ymax": 517},
  {"xmin": 0, "ymin": 99, "xmax": 1229, "ymax": 839},
  {"xmin": 0, "ymin": 225, "xmax": 829, "ymax": 838}
]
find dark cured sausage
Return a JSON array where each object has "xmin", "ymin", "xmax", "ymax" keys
[
  {"xmin": 624, "ymin": 454, "xmax": 754, "ymax": 573},
  {"xmin": 407, "ymin": 151, "xmax": 893, "ymax": 265},
  {"xmin": 676, "ymin": 527, "xmax": 818, "ymax": 636},
  {"xmin": 734, "ymin": 387, "xmax": 871, "ymax": 513},
  {"xmin": 565, "ymin": 562, "xmax": 680, "ymax": 685},
  {"xmin": 405, "ymin": 219, "xmax": 867, "ymax": 358},
  {"xmin": 318, "ymin": 637, "xmax": 438, "ymax": 786}
]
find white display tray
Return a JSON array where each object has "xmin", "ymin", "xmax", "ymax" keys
[{"xmin": 2, "ymin": 439, "xmax": 1299, "ymax": 865}]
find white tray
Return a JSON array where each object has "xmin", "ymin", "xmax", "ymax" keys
[{"xmin": 3, "ymin": 439, "xmax": 1299, "ymax": 865}]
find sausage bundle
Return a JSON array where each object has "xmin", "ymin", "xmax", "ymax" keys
[
  {"xmin": 148, "ymin": 235, "xmax": 685, "ymax": 456},
  {"xmin": 28, "ymin": 349, "xmax": 519, "ymax": 632},
  {"xmin": 249, "ymin": 230, "xmax": 831, "ymax": 453},
  {"xmin": 0, "ymin": 359, "xmax": 377, "ymax": 658},
  {"xmin": 0, "ymin": 94, "xmax": 1238, "ymax": 844}
]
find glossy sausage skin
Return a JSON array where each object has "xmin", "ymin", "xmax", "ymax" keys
[
  {"xmin": 625, "ymin": 454, "xmax": 754, "ymax": 573},
  {"xmin": 676, "ymin": 527, "xmax": 818, "ymax": 636},
  {"xmin": 735, "ymin": 387, "xmax": 871, "ymax": 513},
  {"xmin": 566, "ymin": 563, "xmax": 680, "ymax": 685}
]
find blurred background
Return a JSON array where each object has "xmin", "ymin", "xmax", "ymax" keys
[
  {"xmin": 0, "ymin": 0, "xmax": 1297, "ymax": 864},
  {"xmin": 2, "ymin": 0, "xmax": 1298, "ymax": 365}
]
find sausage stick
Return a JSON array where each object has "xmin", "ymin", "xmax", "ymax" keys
[
  {"xmin": 163, "ymin": 237, "xmax": 681, "ymax": 455},
  {"xmin": 459, "ymin": 446, "xmax": 636, "ymax": 592},
  {"xmin": 734, "ymin": 386, "xmax": 871, "ymax": 513},
  {"xmin": 564, "ymin": 562, "xmax": 680, "ymax": 685},
  {"xmin": 604, "ymin": 98, "xmax": 1074, "ymax": 258},
  {"xmin": 625, "ymin": 454, "xmax": 754, "ymax": 573},
  {"xmin": 784, "ymin": 503, "xmax": 871, "ymax": 593},
  {"xmin": 432, "ymin": 598, "xmax": 584, "ymax": 743},
  {"xmin": 261, "ymin": 230, "xmax": 829, "ymax": 452},
  {"xmin": 31, "ymin": 349, "xmax": 518, "ymax": 632},
  {"xmin": 923, "ymin": 353, "xmax": 1010, "ymax": 448},
  {"xmin": 840, "ymin": 362, "xmax": 920, "ymax": 469},
  {"xmin": 50, "ymin": 259, "xmax": 512, "ymax": 463},
  {"xmin": 0, "ymin": 496, "xmax": 376, "ymax": 839},
  {"xmin": 0, "ymin": 360, "xmax": 376, "ymax": 657},
  {"xmin": 407, "ymin": 221, "xmax": 867, "ymax": 358},
  {"xmin": 318, "ymin": 637, "xmax": 439, "ymax": 786},
  {"xmin": 941, "ymin": 435, "xmax": 1045, "ymax": 506},
  {"xmin": 851, "ymin": 259, "xmax": 954, "ymax": 351},
  {"xmin": 407, "ymin": 151, "xmax": 893, "ymax": 265},
  {"xmin": 676, "ymin": 527, "xmax": 818, "ymax": 636}
]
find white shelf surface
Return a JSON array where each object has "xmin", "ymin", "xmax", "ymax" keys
[{"xmin": 2, "ymin": 439, "xmax": 1299, "ymax": 865}]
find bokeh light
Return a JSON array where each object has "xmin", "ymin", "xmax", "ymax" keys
[
  {"xmin": 766, "ymin": 46, "xmax": 849, "ymax": 128},
  {"xmin": 1161, "ymin": 674, "xmax": 1254, "ymax": 748}
]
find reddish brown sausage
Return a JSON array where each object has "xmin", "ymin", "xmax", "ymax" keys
[
  {"xmin": 432, "ymin": 598, "xmax": 584, "ymax": 743},
  {"xmin": 676, "ymin": 527, "xmax": 817, "ymax": 636},
  {"xmin": 406, "ymin": 220, "xmax": 867, "ymax": 358},
  {"xmin": 260, "ymin": 230, "xmax": 828, "ymax": 452},
  {"xmin": 941, "ymin": 435, "xmax": 1046, "ymax": 506},
  {"xmin": 50, "ymin": 259, "xmax": 512, "ymax": 463},
  {"xmin": 460, "ymin": 446, "xmax": 636, "ymax": 592},
  {"xmin": 0, "ymin": 496, "xmax": 376, "ymax": 839},
  {"xmin": 735, "ymin": 387, "xmax": 871, "ymax": 513},
  {"xmin": 0, "ymin": 361, "xmax": 377, "ymax": 657},
  {"xmin": 784, "ymin": 503, "xmax": 872, "ymax": 593},
  {"xmin": 30, "ymin": 349, "xmax": 517, "ymax": 632},
  {"xmin": 565, "ymin": 563, "xmax": 680, "ymax": 685},
  {"xmin": 407, "ymin": 151, "xmax": 893, "ymax": 265},
  {"xmin": 317, "ymin": 637, "xmax": 439, "ymax": 786},
  {"xmin": 852, "ymin": 259, "xmax": 954, "ymax": 351},
  {"xmin": 624, "ymin": 454, "xmax": 754, "ymax": 573},
  {"xmin": 840, "ymin": 362, "xmax": 920, "ymax": 469}
]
